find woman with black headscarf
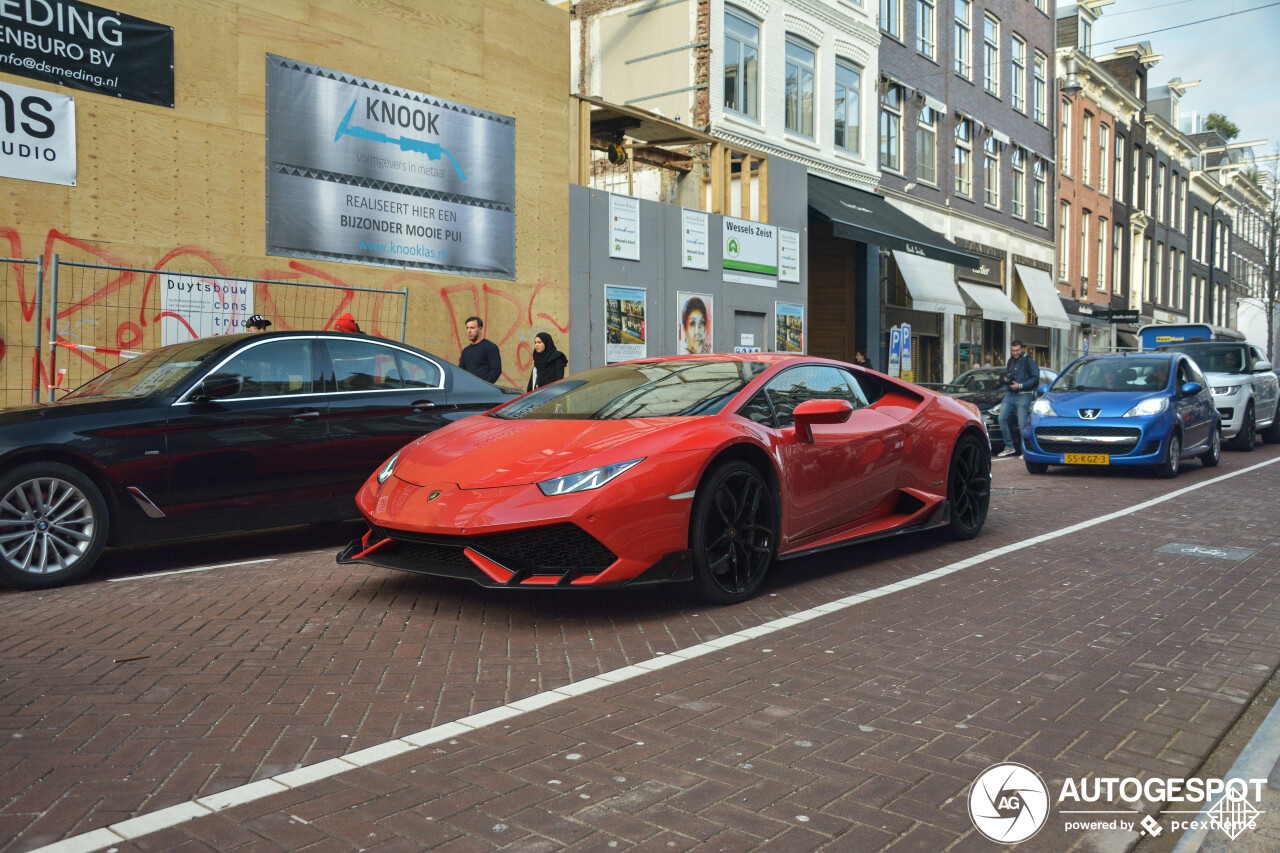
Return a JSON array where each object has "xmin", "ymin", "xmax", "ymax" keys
[{"xmin": 528, "ymin": 332, "xmax": 568, "ymax": 391}]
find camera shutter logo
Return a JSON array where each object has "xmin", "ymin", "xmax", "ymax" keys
[{"xmin": 969, "ymin": 763, "xmax": 1050, "ymax": 844}]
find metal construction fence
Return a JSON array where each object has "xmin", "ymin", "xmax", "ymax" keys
[{"xmin": 1, "ymin": 255, "xmax": 409, "ymax": 403}]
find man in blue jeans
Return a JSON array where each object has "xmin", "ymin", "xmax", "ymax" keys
[{"xmin": 996, "ymin": 340, "xmax": 1040, "ymax": 457}]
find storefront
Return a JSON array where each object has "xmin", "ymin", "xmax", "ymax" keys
[
  {"xmin": 1011, "ymin": 261, "xmax": 1070, "ymax": 370},
  {"xmin": 953, "ymin": 244, "xmax": 1022, "ymax": 371}
]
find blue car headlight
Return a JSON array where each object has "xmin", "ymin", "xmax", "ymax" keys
[
  {"xmin": 376, "ymin": 451, "xmax": 400, "ymax": 484},
  {"xmin": 1123, "ymin": 397, "xmax": 1169, "ymax": 417},
  {"xmin": 538, "ymin": 458, "xmax": 644, "ymax": 496},
  {"xmin": 1031, "ymin": 398, "xmax": 1057, "ymax": 417}
]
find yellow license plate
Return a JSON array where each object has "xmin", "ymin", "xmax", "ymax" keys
[{"xmin": 1064, "ymin": 453, "xmax": 1110, "ymax": 465}]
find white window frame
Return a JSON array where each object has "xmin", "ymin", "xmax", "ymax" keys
[
  {"xmin": 955, "ymin": 117, "xmax": 973, "ymax": 196},
  {"xmin": 1059, "ymin": 201, "xmax": 1071, "ymax": 281},
  {"xmin": 917, "ymin": 0, "xmax": 936, "ymax": 59},
  {"xmin": 917, "ymin": 105, "xmax": 938, "ymax": 185},
  {"xmin": 984, "ymin": 136, "xmax": 1000, "ymax": 208},
  {"xmin": 1098, "ymin": 124, "xmax": 1109, "ymax": 195},
  {"xmin": 785, "ymin": 36, "xmax": 816, "ymax": 138},
  {"xmin": 1097, "ymin": 217, "xmax": 1108, "ymax": 292},
  {"xmin": 1032, "ymin": 52, "xmax": 1047, "ymax": 124},
  {"xmin": 1033, "ymin": 159, "xmax": 1047, "ymax": 226},
  {"xmin": 983, "ymin": 13, "xmax": 1000, "ymax": 96},
  {"xmin": 1011, "ymin": 147, "xmax": 1026, "ymax": 219},
  {"xmin": 1060, "ymin": 100, "xmax": 1071, "ymax": 176},
  {"xmin": 724, "ymin": 9, "xmax": 761, "ymax": 120},
  {"xmin": 834, "ymin": 61, "xmax": 862, "ymax": 155},
  {"xmin": 880, "ymin": 83, "xmax": 904, "ymax": 173},
  {"xmin": 955, "ymin": 0, "xmax": 972, "ymax": 79},
  {"xmin": 881, "ymin": 0, "xmax": 903, "ymax": 41},
  {"xmin": 1011, "ymin": 35, "xmax": 1026, "ymax": 112},
  {"xmin": 1080, "ymin": 210, "xmax": 1091, "ymax": 285},
  {"xmin": 1156, "ymin": 163, "xmax": 1166, "ymax": 222},
  {"xmin": 1081, "ymin": 112, "xmax": 1093, "ymax": 186}
]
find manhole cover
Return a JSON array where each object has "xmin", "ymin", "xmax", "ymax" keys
[{"xmin": 1156, "ymin": 543, "xmax": 1257, "ymax": 562}]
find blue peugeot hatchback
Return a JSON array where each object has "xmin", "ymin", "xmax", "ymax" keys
[{"xmin": 1021, "ymin": 353, "xmax": 1221, "ymax": 478}]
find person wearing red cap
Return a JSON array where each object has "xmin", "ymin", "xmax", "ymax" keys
[{"xmin": 334, "ymin": 313, "xmax": 362, "ymax": 334}]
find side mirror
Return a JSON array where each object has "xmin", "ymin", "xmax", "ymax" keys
[
  {"xmin": 1253, "ymin": 360, "xmax": 1273, "ymax": 373},
  {"xmin": 791, "ymin": 399, "xmax": 854, "ymax": 443},
  {"xmin": 193, "ymin": 373, "xmax": 242, "ymax": 401},
  {"xmin": 1180, "ymin": 381, "xmax": 1203, "ymax": 397},
  {"xmin": 1037, "ymin": 383, "xmax": 1049, "ymax": 395}
]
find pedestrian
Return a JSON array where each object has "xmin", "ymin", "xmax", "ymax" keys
[
  {"xmin": 853, "ymin": 350, "xmax": 870, "ymax": 367},
  {"xmin": 244, "ymin": 314, "xmax": 272, "ymax": 333},
  {"xmin": 459, "ymin": 315, "xmax": 502, "ymax": 383},
  {"xmin": 527, "ymin": 332, "xmax": 567, "ymax": 391},
  {"xmin": 996, "ymin": 339, "xmax": 1040, "ymax": 457},
  {"xmin": 334, "ymin": 313, "xmax": 361, "ymax": 334}
]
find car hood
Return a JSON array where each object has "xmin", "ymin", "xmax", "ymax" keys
[
  {"xmin": 0, "ymin": 395, "xmax": 157, "ymax": 427},
  {"xmin": 1043, "ymin": 389, "xmax": 1165, "ymax": 417},
  {"xmin": 393, "ymin": 415, "xmax": 711, "ymax": 489},
  {"xmin": 1200, "ymin": 371, "xmax": 1247, "ymax": 385}
]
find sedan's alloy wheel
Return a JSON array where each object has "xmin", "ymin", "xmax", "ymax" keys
[{"xmin": 0, "ymin": 476, "xmax": 96, "ymax": 576}]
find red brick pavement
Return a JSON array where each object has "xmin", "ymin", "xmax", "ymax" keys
[{"xmin": 2, "ymin": 448, "xmax": 1279, "ymax": 851}]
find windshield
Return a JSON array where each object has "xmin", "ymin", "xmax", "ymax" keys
[
  {"xmin": 1057, "ymin": 358, "xmax": 1171, "ymax": 392},
  {"xmin": 1158, "ymin": 343, "xmax": 1248, "ymax": 375},
  {"xmin": 941, "ymin": 370, "xmax": 999, "ymax": 393},
  {"xmin": 64, "ymin": 337, "xmax": 232, "ymax": 399},
  {"xmin": 492, "ymin": 360, "xmax": 768, "ymax": 420}
]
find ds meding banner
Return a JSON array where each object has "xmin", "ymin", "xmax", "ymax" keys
[
  {"xmin": 265, "ymin": 54, "xmax": 516, "ymax": 279},
  {"xmin": 0, "ymin": 0, "xmax": 174, "ymax": 107}
]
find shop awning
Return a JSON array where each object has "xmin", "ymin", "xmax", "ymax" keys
[
  {"xmin": 958, "ymin": 281, "xmax": 1025, "ymax": 324},
  {"xmin": 1117, "ymin": 330, "xmax": 1141, "ymax": 350},
  {"xmin": 808, "ymin": 176, "xmax": 980, "ymax": 268},
  {"xmin": 892, "ymin": 252, "xmax": 967, "ymax": 314},
  {"xmin": 1013, "ymin": 263, "xmax": 1072, "ymax": 331}
]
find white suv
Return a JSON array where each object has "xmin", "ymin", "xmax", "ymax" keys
[{"xmin": 1160, "ymin": 342, "xmax": 1280, "ymax": 450}]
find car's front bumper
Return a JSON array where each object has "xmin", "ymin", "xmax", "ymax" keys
[
  {"xmin": 1021, "ymin": 411, "xmax": 1176, "ymax": 467},
  {"xmin": 1210, "ymin": 388, "xmax": 1247, "ymax": 438}
]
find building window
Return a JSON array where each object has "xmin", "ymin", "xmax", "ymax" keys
[
  {"xmin": 1191, "ymin": 210, "xmax": 1200, "ymax": 261},
  {"xmin": 1145, "ymin": 154, "xmax": 1154, "ymax": 215},
  {"xmin": 1080, "ymin": 211, "xmax": 1091, "ymax": 285},
  {"xmin": 724, "ymin": 10, "xmax": 760, "ymax": 119},
  {"xmin": 1098, "ymin": 124, "xmax": 1109, "ymax": 195},
  {"xmin": 1079, "ymin": 16, "xmax": 1092, "ymax": 56},
  {"xmin": 1011, "ymin": 35, "xmax": 1026, "ymax": 112},
  {"xmin": 1155, "ymin": 241, "xmax": 1164, "ymax": 303},
  {"xmin": 917, "ymin": 0, "xmax": 936, "ymax": 58},
  {"xmin": 1059, "ymin": 201, "xmax": 1071, "ymax": 281},
  {"xmin": 1114, "ymin": 135, "xmax": 1125, "ymax": 204},
  {"xmin": 1113, "ymin": 224, "xmax": 1123, "ymax": 296},
  {"xmin": 785, "ymin": 37, "xmax": 816, "ymax": 137},
  {"xmin": 983, "ymin": 14, "xmax": 1000, "ymax": 96},
  {"xmin": 1097, "ymin": 217, "xmax": 1108, "ymax": 292},
  {"xmin": 1156, "ymin": 163, "xmax": 1166, "ymax": 222},
  {"xmin": 1033, "ymin": 52, "xmax": 1047, "ymax": 123},
  {"xmin": 1033, "ymin": 159, "xmax": 1046, "ymax": 226},
  {"xmin": 1011, "ymin": 147, "xmax": 1026, "ymax": 218},
  {"xmin": 1175, "ymin": 176, "xmax": 1185, "ymax": 232},
  {"xmin": 1131, "ymin": 145, "xmax": 1140, "ymax": 211},
  {"xmin": 834, "ymin": 61, "xmax": 862, "ymax": 154},
  {"xmin": 917, "ymin": 105, "xmax": 938, "ymax": 184},
  {"xmin": 984, "ymin": 136, "xmax": 1000, "ymax": 207},
  {"xmin": 955, "ymin": 118, "xmax": 973, "ymax": 196},
  {"xmin": 1060, "ymin": 100, "xmax": 1071, "ymax": 176},
  {"xmin": 955, "ymin": 0, "xmax": 972, "ymax": 79},
  {"xmin": 881, "ymin": 0, "xmax": 902, "ymax": 41},
  {"xmin": 880, "ymin": 83, "xmax": 904, "ymax": 173},
  {"xmin": 1143, "ymin": 237, "xmax": 1152, "ymax": 302},
  {"xmin": 1081, "ymin": 112, "xmax": 1093, "ymax": 185},
  {"xmin": 1174, "ymin": 250, "xmax": 1184, "ymax": 308}
]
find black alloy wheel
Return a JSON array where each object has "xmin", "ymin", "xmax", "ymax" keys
[
  {"xmin": 1231, "ymin": 403, "xmax": 1256, "ymax": 452},
  {"xmin": 689, "ymin": 461, "xmax": 777, "ymax": 604},
  {"xmin": 1156, "ymin": 432, "xmax": 1181, "ymax": 479},
  {"xmin": 1201, "ymin": 426, "xmax": 1221, "ymax": 468},
  {"xmin": 946, "ymin": 433, "xmax": 991, "ymax": 540},
  {"xmin": 0, "ymin": 462, "xmax": 109, "ymax": 589}
]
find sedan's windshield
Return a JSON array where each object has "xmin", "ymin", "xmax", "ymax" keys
[
  {"xmin": 64, "ymin": 337, "xmax": 232, "ymax": 399},
  {"xmin": 1158, "ymin": 343, "xmax": 1248, "ymax": 375},
  {"xmin": 1057, "ymin": 358, "xmax": 1171, "ymax": 392},
  {"xmin": 493, "ymin": 360, "xmax": 768, "ymax": 420}
]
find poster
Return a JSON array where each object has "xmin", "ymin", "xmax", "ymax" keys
[
  {"xmin": 160, "ymin": 274, "xmax": 255, "ymax": 345},
  {"xmin": 265, "ymin": 55, "xmax": 516, "ymax": 278},
  {"xmin": 609, "ymin": 193, "xmax": 640, "ymax": 260},
  {"xmin": 775, "ymin": 302, "xmax": 804, "ymax": 353},
  {"xmin": 723, "ymin": 216, "xmax": 778, "ymax": 287},
  {"xmin": 682, "ymin": 208, "xmax": 709, "ymax": 270},
  {"xmin": 605, "ymin": 285, "xmax": 646, "ymax": 362},
  {"xmin": 779, "ymin": 228, "xmax": 801, "ymax": 283},
  {"xmin": 0, "ymin": 80, "xmax": 75, "ymax": 186},
  {"xmin": 675, "ymin": 292, "xmax": 713, "ymax": 355}
]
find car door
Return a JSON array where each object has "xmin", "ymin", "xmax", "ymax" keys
[
  {"xmin": 1175, "ymin": 356, "xmax": 1211, "ymax": 450},
  {"xmin": 162, "ymin": 337, "xmax": 331, "ymax": 527},
  {"xmin": 319, "ymin": 337, "xmax": 453, "ymax": 503},
  {"xmin": 755, "ymin": 364, "xmax": 904, "ymax": 541},
  {"xmin": 1249, "ymin": 345, "xmax": 1280, "ymax": 419}
]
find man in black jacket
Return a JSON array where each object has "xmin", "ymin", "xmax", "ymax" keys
[
  {"xmin": 459, "ymin": 316, "xmax": 502, "ymax": 383},
  {"xmin": 996, "ymin": 340, "xmax": 1040, "ymax": 457}
]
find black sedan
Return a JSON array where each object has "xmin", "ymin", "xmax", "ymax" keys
[{"xmin": 0, "ymin": 332, "xmax": 518, "ymax": 589}]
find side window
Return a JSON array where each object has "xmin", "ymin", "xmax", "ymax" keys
[
  {"xmin": 738, "ymin": 390, "xmax": 775, "ymax": 426},
  {"xmin": 329, "ymin": 339, "xmax": 413, "ymax": 392},
  {"xmin": 1177, "ymin": 359, "xmax": 1192, "ymax": 386},
  {"xmin": 837, "ymin": 369, "xmax": 870, "ymax": 409},
  {"xmin": 1186, "ymin": 359, "xmax": 1207, "ymax": 387},
  {"xmin": 396, "ymin": 350, "xmax": 443, "ymax": 388},
  {"xmin": 219, "ymin": 340, "xmax": 313, "ymax": 399},
  {"xmin": 764, "ymin": 365, "xmax": 862, "ymax": 429}
]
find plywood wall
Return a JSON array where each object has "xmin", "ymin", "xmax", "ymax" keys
[{"xmin": 0, "ymin": 0, "xmax": 570, "ymax": 402}]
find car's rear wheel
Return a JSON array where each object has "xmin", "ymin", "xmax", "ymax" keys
[
  {"xmin": 1231, "ymin": 403, "xmax": 1256, "ymax": 451},
  {"xmin": 689, "ymin": 461, "xmax": 777, "ymax": 604},
  {"xmin": 1261, "ymin": 401, "xmax": 1280, "ymax": 444},
  {"xmin": 0, "ymin": 463, "xmax": 108, "ymax": 590},
  {"xmin": 946, "ymin": 433, "xmax": 991, "ymax": 540},
  {"xmin": 1201, "ymin": 426, "xmax": 1221, "ymax": 468},
  {"xmin": 1025, "ymin": 460, "xmax": 1048, "ymax": 475},
  {"xmin": 1156, "ymin": 432, "xmax": 1181, "ymax": 479}
]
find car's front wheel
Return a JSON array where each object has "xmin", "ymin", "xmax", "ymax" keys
[
  {"xmin": 946, "ymin": 433, "xmax": 991, "ymax": 540},
  {"xmin": 1156, "ymin": 432, "xmax": 1181, "ymax": 479},
  {"xmin": 0, "ymin": 462, "xmax": 109, "ymax": 590},
  {"xmin": 689, "ymin": 461, "xmax": 777, "ymax": 604},
  {"xmin": 1201, "ymin": 426, "xmax": 1221, "ymax": 468},
  {"xmin": 1025, "ymin": 460, "xmax": 1048, "ymax": 475},
  {"xmin": 1231, "ymin": 403, "xmax": 1256, "ymax": 451}
]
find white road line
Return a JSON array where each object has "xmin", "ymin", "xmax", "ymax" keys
[
  {"xmin": 35, "ymin": 456, "xmax": 1280, "ymax": 853},
  {"xmin": 107, "ymin": 559, "xmax": 277, "ymax": 583}
]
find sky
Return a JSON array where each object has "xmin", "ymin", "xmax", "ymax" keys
[{"xmin": 1091, "ymin": 0, "xmax": 1280, "ymax": 155}]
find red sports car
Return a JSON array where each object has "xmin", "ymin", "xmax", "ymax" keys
[{"xmin": 338, "ymin": 355, "xmax": 990, "ymax": 603}]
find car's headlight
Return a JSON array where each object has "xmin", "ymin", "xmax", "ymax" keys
[
  {"xmin": 1123, "ymin": 397, "xmax": 1169, "ymax": 417},
  {"xmin": 537, "ymin": 458, "xmax": 643, "ymax": 496},
  {"xmin": 1031, "ymin": 398, "xmax": 1057, "ymax": 417},
  {"xmin": 1212, "ymin": 386, "xmax": 1236, "ymax": 396},
  {"xmin": 376, "ymin": 451, "xmax": 400, "ymax": 484}
]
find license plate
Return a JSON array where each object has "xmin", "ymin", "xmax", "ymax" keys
[{"xmin": 1064, "ymin": 453, "xmax": 1109, "ymax": 465}]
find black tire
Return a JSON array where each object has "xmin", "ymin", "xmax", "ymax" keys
[
  {"xmin": 946, "ymin": 433, "xmax": 991, "ymax": 540},
  {"xmin": 689, "ymin": 461, "xmax": 777, "ymax": 604},
  {"xmin": 0, "ymin": 462, "xmax": 109, "ymax": 590},
  {"xmin": 1025, "ymin": 460, "xmax": 1048, "ymax": 475},
  {"xmin": 1261, "ymin": 402, "xmax": 1280, "ymax": 444},
  {"xmin": 1156, "ymin": 432, "xmax": 1181, "ymax": 479},
  {"xmin": 1230, "ymin": 403, "xmax": 1256, "ymax": 451},
  {"xmin": 1201, "ymin": 426, "xmax": 1221, "ymax": 468}
]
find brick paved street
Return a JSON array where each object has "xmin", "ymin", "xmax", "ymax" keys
[{"xmin": 3, "ymin": 447, "xmax": 1280, "ymax": 852}]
